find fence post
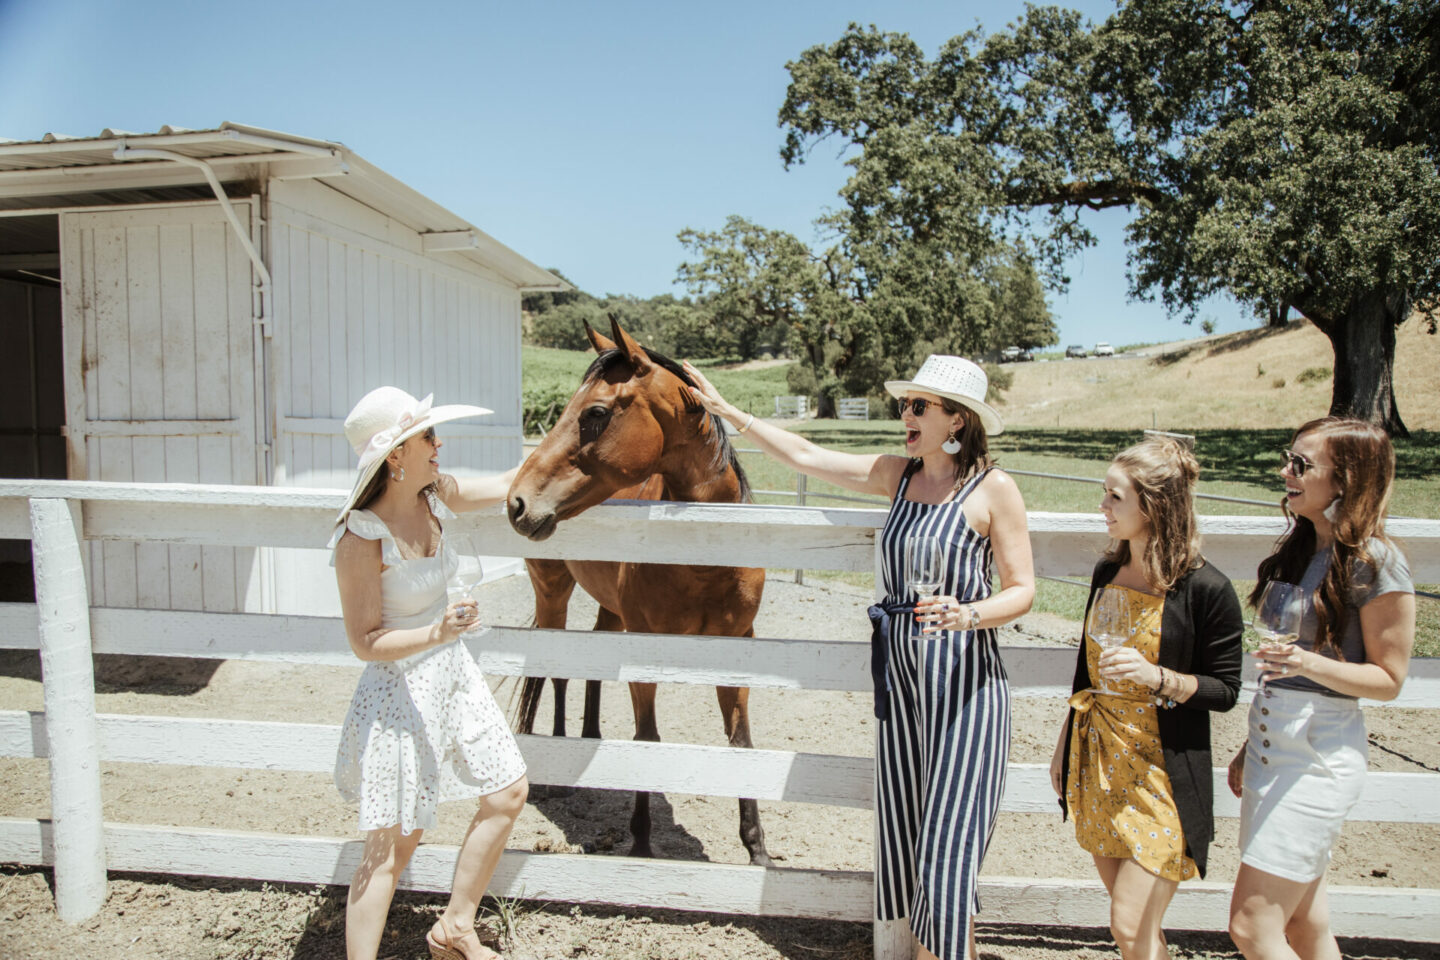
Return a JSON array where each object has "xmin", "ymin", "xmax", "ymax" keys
[
  {"xmin": 30, "ymin": 497, "xmax": 107, "ymax": 921},
  {"xmin": 794, "ymin": 474, "xmax": 808, "ymax": 584}
]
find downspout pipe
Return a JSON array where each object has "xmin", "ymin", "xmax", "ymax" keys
[{"xmin": 111, "ymin": 143, "xmax": 272, "ymax": 333}]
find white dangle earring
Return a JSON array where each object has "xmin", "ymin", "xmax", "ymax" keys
[
  {"xmin": 391, "ymin": 465, "xmax": 405, "ymax": 482},
  {"xmin": 942, "ymin": 430, "xmax": 961, "ymax": 454}
]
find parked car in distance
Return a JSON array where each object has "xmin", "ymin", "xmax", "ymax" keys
[
  {"xmin": 1093, "ymin": 342, "xmax": 1115, "ymax": 356},
  {"xmin": 1065, "ymin": 344, "xmax": 1087, "ymax": 358},
  {"xmin": 1000, "ymin": 346, "xmax": 1033, "ymax": 362}
]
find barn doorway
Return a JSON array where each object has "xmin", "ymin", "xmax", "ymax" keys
[{"xmin": 0, "ymin": 213, "xmax": 65, "ymax": 601}]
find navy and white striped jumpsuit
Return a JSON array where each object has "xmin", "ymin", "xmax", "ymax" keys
[{"xmin": 876, "ymin": 462, "xmax": 1011, "ymax": 960}]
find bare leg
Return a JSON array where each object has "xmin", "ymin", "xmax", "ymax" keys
[
  {"xmin": 1100, "ymin": 855, "xmax": 1178, "ymax": 960},
  {"xmin": 431, "ymin": 776, "xmax": 530, "ymax": 958},
  {"xmin": 1230, "ymin": 863, "xmax": 1331, "ymax": 960},
  {"xmin": 346, "ymin": 824, "xmax": 424, "ymax": 960},
  {"xmin": 628, "ymin": 681, "xmax": 660, "ymax": 858},
  {"xmin": 716, "ymin": 684, "xmax": 771, "ymax": 866}
]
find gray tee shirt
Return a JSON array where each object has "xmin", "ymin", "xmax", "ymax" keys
[{"xmin": 1270, "ymin": 538, "xmax": 1413, "ymax": 699}]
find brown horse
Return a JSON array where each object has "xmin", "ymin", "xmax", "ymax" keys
[{"xmin": 506, "ymin": 317, "xmax": 771, "ymax": 866}]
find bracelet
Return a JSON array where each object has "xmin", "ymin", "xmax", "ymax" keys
[{"xmin": 736, "ymin": 413, "xmax": 756, "ymax": 435}]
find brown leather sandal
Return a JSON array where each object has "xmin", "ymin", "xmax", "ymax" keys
[{"xmin": 426, "ymin": 919, "xmax": 501, "ymax": 960}]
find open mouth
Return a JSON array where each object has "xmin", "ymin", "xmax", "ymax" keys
[
  {"xmin": 1285, "ymin": 486, "xmax": 1302, "ymax": 499},
  {"xmin": 906, "ymin": 428, "xmax": 921, "ymax": 445}
]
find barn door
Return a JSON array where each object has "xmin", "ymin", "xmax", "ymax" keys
[{"xmin": 60, "ymin": 202, "xmax": 263, "ymax": 612}]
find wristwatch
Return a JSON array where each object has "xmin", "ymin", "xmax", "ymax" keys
[{"xmin": 963, "ymin": 604, "xmax": 982, "ymax": 631}]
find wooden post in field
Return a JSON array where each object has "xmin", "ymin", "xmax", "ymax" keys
[
  {"xmin": 794, "ymin": 473, "xmax": 808, "ymax": 584},
  {"xmin": 30, "ymin": 497, "xmax": 107, "ymax": 921}
]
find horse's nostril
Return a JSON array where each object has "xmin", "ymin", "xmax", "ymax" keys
[{"xmin": 509, "ymin": 496, "xmax": 525, "ymax": 520}]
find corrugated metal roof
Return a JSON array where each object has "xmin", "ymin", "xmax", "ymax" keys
[{"xmin": 0, "ymin": 122, "xmax": 566, "ymax": 291}]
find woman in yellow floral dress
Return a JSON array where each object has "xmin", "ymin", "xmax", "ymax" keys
[{"xmin": 1049, "ymin": 437, "xmax": 1244, "ymax": 960}]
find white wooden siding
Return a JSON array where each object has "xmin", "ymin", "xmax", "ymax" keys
[
  {"xmin": 264, "ymin": 180, "xmax": 526, "ymax": 614},
  {"xmin": 59, "ymin": 202, "xmax": 260, "ymax": 612}
]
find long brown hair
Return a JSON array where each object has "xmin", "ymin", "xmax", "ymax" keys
[
  {"xmin": 938, "ymin": 400, "xmax": 995, "ymax": 493},
  {"xmin": 1250, "ymin": 417, "xmax": 1397, "ymax": 656},
  {"xmin": 1103, "ymin": 436, "xmax": 1203, "ymax": 593}
]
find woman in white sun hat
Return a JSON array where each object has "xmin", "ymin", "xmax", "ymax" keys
[
  {"xmin": 683, "ymin": 355, "xmax": 1034, "ymax": 960},
  {"xmin": 329, "ymin": 386, "xmax": 527, "ymax": 960}
]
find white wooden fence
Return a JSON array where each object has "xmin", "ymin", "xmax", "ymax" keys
[
  {"xmin": 0, "ymin": 479, "xmax": 1437, "ymax": 953},
  {"xmin": 773, "ymin": 395, "xmax": 809, "ymax": 419},
  {"xmin": 837, "ymin": 398, "xmax": 871, "ymax": 420}
]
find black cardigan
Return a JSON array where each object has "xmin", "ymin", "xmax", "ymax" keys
[{"xmin": 1058, "ymin": 559, "xmax": 1244, "ymax": 878}]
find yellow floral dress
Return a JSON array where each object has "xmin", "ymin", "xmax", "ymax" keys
[{"xmin": 1065, "ymin": 585, "xmax": 1196, "ymax": 881}]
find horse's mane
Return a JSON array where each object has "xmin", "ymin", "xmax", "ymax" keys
[{"xmin": 585, "ymin": 347, "xmax": 752, "ymax": 503}]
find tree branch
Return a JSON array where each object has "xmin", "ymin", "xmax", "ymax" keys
[{"xmin": 1008, "ymin": 179, "xmax": 1166, "ymax": 209}]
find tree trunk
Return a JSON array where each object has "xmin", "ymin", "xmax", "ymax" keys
[
  {"xmin": 815, "ymin": 394, "xmax": 837, "ymax": 418},
  {"xmin": 1321, "ymin": 287, "xmax": 1408, "ymax": 438}
]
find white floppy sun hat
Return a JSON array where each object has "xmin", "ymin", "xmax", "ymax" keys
[
  {"xmin": 335, "ymin": 386, "xmax": 492, "ymax": 523},
  {"xmin": 884, "ymin": 355, "xmax": 1005, "ymax": 436}
]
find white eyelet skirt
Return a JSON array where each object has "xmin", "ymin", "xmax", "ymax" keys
[{"xmin": 1238, "ymin": 686, "xmax": 1366, "ymax": 883}]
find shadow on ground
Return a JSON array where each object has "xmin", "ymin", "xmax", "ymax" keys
[{"xmin": 0, "ymin": 650, "xmax": 220, "ymax": 695}]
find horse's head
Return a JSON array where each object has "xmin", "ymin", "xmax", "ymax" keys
[{"xmin": 507, "ymin": 316, "xmax": 747, "ymax": 541}]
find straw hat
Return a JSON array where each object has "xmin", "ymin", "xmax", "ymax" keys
[
  {"xmin": 884, "ymin": 355, "xmax": 1004, "ymax": 436},
  {"xmin": 335, "ymin": 386, "xmax": 492, "ymax": 523}
]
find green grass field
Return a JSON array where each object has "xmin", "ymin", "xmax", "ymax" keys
[{"xmin": 522, "ymin": 344, "xmax": 1438, "ymax": 653}]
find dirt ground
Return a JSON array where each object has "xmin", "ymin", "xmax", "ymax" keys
[{"xmin": 2, "ymin": 575, "xmax": 1437, "ymax": 959}]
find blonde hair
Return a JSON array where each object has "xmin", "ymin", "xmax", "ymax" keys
[{"xmin": 1103, "ymin": 436, "xmax": 1203, "ymax": 593}]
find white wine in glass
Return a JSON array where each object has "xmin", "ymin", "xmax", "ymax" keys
[
  {"xmin": 1252, "ymin": 580, "xmax": 1304, "ymax": 695},
  {"xmin": 905, "ymin": 535, "xmax": 944, "ymax": 636},
  {"xmin": 1089, "ymin": 585, "xmax": 1132, "ymax": 696},
  {"xmin": 450, "ymin": 533, "xmax": 486, "ymax": 633}
]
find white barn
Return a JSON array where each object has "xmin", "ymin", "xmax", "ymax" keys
[{"xmin": 0, "ymin": 122, "xmax": 563, "ymax": 614}]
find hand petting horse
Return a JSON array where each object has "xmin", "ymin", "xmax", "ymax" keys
[{"xmin": 506, "ymin": 316, "xmax": 771, "ymax": 866}]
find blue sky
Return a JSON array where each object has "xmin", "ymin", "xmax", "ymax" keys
[{"xmin": 0, "ymin": 0, "xmax": 1250, "ymax": 348}]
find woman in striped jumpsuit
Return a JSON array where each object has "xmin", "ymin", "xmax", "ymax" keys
[{"xmin": 683, "ymin": 355, "xmax": 1035, "ymax": 960}]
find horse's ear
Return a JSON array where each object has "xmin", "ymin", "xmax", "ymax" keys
[
  {"xmin": 584, "ymin": 318, "xmax": 616, "ymax": 354},
  {"xmin": 609, "ymin": 313, "xmax": 651, "ymax": 376}
]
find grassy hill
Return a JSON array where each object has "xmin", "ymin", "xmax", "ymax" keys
[{"xmin": 998, "ymin": 316, "xmax": 1440, "ymax": 431}]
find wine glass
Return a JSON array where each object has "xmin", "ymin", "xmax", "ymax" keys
[
  {"xmin": 1252, "ymin": 581, "xmax": 1304, "ymax": 696},
  {"xmin": 905, "ymin": 535, "xmax": 944, "ymax": 636},
  {"xmin": 449, "ymin": 532, "xmax": 486, "ymax": 632},
  {"xmin": 1088, "ymin": 586, "xmax": 1132, "ymax": 695}
]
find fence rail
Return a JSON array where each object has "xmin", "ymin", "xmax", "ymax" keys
[{"xmin": 0, "ymin": 480, "xmax": 1436, "ymax": 952}]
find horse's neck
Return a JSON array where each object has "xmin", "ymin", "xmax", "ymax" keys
[
  {"xmin": 660, "ymin": 464, "xmax": 742, "ymax": 504},
  {"xmin": 658, "ymin": 425, "xmax": 743, "ymax": 504}
]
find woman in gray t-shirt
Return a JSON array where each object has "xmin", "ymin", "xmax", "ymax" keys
[{"xmin": 1226, "ymin": 418, "xmax": 1416, "ymax": 960}]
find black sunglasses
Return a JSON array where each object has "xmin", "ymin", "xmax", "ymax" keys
[
  {"xmin": 1282, "ymin": 449, "xmax": 1326, "ymax": 478},
  {"xmin": 897, "ymin": 397, "xmax": 936, "ymax": 417}
]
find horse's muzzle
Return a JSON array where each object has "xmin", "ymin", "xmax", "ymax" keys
[{"xmin": 507, "ymin": 495, "xmax": 559, "ymax": 541}]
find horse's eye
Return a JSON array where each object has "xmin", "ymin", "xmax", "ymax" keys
[{"xmin": 583, "ymin": 405, "xmax": 610, "ymax": 422}]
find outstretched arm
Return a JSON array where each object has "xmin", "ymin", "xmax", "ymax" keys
[
  {"xmin": 435, "ymin": 464, "xmax": 522, "ymax": 514},
  {"xmin": 682, "ymin": 361, "xmax": 906, "ymax": 498}
]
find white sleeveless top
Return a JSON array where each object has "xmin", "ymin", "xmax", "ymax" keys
[{"xmin": 329, "ymin": 494, "xmax": 526, "ymax": 833}]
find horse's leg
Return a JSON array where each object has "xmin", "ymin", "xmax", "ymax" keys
[
  {"xmin": 717, "ymin": 683, "xmax": 773, "ymax": 867},
  {"xmin": 580, "ymin": 607, "xmax": 622, "ymax": 740},
  {"xmin": 524, "ymin": 559, "xmax": 577, "ymax": 799},
  {"xmin": 627, "ymin": 680, "xmax": 660, "ymax": 858}
]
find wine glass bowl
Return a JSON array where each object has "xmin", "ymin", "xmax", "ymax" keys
[
  {"xmin": 904, "ymin": 535, "xmax": 944, "ymax": 636},
  {"xmin": 1088, "ymin": 586, "xmax": 1132, "ymax": 696},
  {"xmin": 450, "ymin": 532, "xmax": 486, "ymax": 632},
  {"xmin": 1252, "ymin": 581, "xmax": 1304, "ymax": 696}
]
